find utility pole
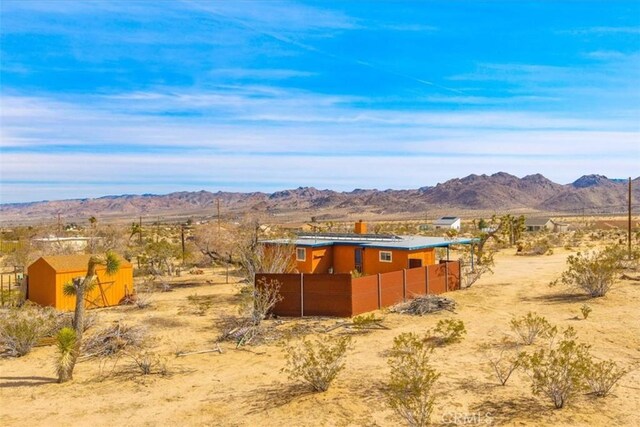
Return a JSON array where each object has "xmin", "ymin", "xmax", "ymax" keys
[
  {"xmin": 216, "ymin": 198, "xmax": 221, "ymax": 234},
  {"xmin": 139, "ymin": 216, "xmax": 142, "ymax": 244},
  {"xmin": 629, "ymin": 177, "xmax": 632, "ymax": 259},
  {"xmin": 181, "ymin": 224, "xmax": 186, "ymax": 265}
]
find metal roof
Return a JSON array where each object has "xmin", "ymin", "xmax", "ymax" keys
[
  {"xmin": 525, "ymin": 218, "xmax": 552, "ymax": 226},
  {"xmin": 34, "ymin": 254, "xmax": 132, "ymax": 273},
  {"xmin": 433, "ymin": 217, "xmax": 461, "ymax": 225},
  {"xmin": 262, "ymin": 235, "xmax": 478, "ymax": 250}
]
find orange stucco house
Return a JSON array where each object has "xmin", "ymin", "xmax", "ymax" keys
[{"xmin": 263, "ymin": 221, "xmax": 477, "ymax": 276}]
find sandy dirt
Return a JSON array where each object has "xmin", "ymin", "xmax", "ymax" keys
[{"xmin": 1, "ymin": 249, "xmax": 639, "ymax": 427}]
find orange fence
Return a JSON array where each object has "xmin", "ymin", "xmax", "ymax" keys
[{"xmin": 256, "ymin": 260, "xmax": 461, "ymax": 317}]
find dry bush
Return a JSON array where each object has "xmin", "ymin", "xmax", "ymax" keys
[
  {"xmin": 426, "ymin": 319, "xmax": 466, "ymax": 346},
  {"xmin": 481, "ymin": 342, "xmax": 521, "ymax": 386},
  {"xmin": 351, "ymin": 313, "xmax": 385, "ymax": 331},
  {"xmin": 519, "ymin": 327, "xmax": 592, "ymax": 409},
  {"xmin": 551, "ymin": 245, "xmax": 626, "ymax": 297},
  {"xmin": 241, "ymin": 278, "xmax": 282, "ymax": 324},
  {"xmin": 216, "ymin": 315, "xmax": 266, "ymax": 346},
  {"xmin": 282, "ymin": 335, "xmax": 351, "ymax": 392},
  {"xmin": 0, "ymin": 304, "xmax": 58, "ymax": 357},
  {"xmin": 82, "ymin": 322, "xmax": 146, "ymax": 358},
  {"xmin": 584, "ymin": 359, "xmax": 627, "ymax": 397},
  {"xmin": 510, "ymin": 312, "xmax": 556, "ymax": 345},
  {"xmin": 580, "ymin": 304, "xmax": 592, "ymax": 320},
  {"xmin": 385, "ymin": 332, "xmax": 439, "ymax": 427},
  {"xmin": 128, "ymin": 350, "xmax": 169, "ymax": 376}
]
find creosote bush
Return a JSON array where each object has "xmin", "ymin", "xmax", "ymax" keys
[
  {"xmin": 427, "ymin": 319, "xmax": 466, "ymax": 346},
  {"xmin": 510, "ymin": 312, "xmax": 556, "ymax": 345},
  {"xmin": 550, "ymin": 246, "xmax": 625, "ymax": 297},
  {"xmin": 385, "ymin": 332, "xmax": 440, "ymax": 427},
  {"xmin": 519, "ymin": 327, "xmax": 591, "ymax": 409},
  {"xmin": 584, "ymin": 359, "xmax": 627, "ymax": 397},
  {"xmin": 282, "ymin": 335, "xmax": 351, "ymax": 392}
]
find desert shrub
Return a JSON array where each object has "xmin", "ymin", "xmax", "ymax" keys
[
  {"xmin": 351, "ymin": 313, "xmax": 384, "ymax": 330},
  {"xmin": 129, "ymin": 350, "xmax": 169, "ymax": 376},
  {"xmin": 519, "ymin": 327, "xmax": 591, "ymax": 409},
  {"xmin": 584, "ymin": 359, "xmax": 627, "ymax": 397},
  {"xmin": 55, "ymin": 327, "xmax": 77, "ymax": 382},
  {"xmin": 550, "ymin": 246, "xmax": 625, "ymax": 297},
  {"xmin": 0, "ymin": 304, "xmax": 58, "ymax": 357},
  {"xmin": 580, "ymin": 304, "xmax": 592, "ymax": 320},
  {"xmin": 282, "ymin": 335, "xmax": 351, "ymax": 392},
  {"xmin": 385, "ymin": 332, "xmax": 440, "ymax": 427},
  {"xmin": 482, "ymin": 343, "xmax": 521, "ymax": 386},
  {"xmin": 83, "ymin": 322, "xmax": 146, "ymax": 357},
  {"xmin": 427, "ymin": 319, "xmax": 466, "ymax": 346},
  {"xmin": 510, "ymin": 312, "xmax": 556, "ymax": 345}
]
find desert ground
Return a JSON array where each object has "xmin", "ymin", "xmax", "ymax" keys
[{"xmin": 1, "ymin": 247, "xmax": 639, "ymax": 427}]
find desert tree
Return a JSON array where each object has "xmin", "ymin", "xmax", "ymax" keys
[{"xmin": 58, "ymin": 252, "xmax": 120, "ymax": 382}]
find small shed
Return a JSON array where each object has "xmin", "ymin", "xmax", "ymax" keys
[
  {"xmin": 27, "ymin": 254, "xmax": 133, "ymax": 311},
  {"xmin": 433, "ymin": 216, "xmax": 461, "ymax": 230},
  {"xmin": 525, "ymin": 218, "xmax": 554, "ymax": 232}
]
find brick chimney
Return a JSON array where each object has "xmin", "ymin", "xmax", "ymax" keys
[{"xmin": 354, "ymin": 220, "xmax": 367, "ymax": 234}]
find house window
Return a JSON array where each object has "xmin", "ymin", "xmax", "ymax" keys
[
  {"xmin": 296, "ymin": 247, "xmax": 306, "ymax": 261},
  {"xmin": 379, "ymin": 251, "xmax": 392, "ymax": 262}
]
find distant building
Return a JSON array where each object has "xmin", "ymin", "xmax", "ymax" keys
[
  {"xmin": 552, "ymin": 221, "xmax": 570, "ymax": 233},
  {"xmin": 433, "ymin": 217, "xmax": 461, "ymax": 231},
  {"xmin": 525, "ymin": 218, "xmax": 554, "ymax": 232},
  {"xmin": 32, "ymin": 236, "xmax": 93, "ymax": 252}
]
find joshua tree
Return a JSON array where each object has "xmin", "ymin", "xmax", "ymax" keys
[{"xmin": 58, "ymin": 252, "xmax": 120, "ymax": 383}]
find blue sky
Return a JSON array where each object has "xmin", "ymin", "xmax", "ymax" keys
[{"xmin": 1, "ymin": 1, "xmax": 639, "ymax": 203}]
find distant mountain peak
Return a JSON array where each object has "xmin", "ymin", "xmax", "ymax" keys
[{"xmin": 572, "ymin": 174, "xmax": 612, "ymax": 188}]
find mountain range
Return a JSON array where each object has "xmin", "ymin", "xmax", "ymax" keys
[{"xmin": 1, "ymin": 173, "xmax": 638, "ymax": 224}]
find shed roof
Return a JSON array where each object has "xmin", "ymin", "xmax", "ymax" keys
[
  {"xmin": 34, "ymin": 254, "xmax": 132, "ymax": 273},
  {"xmin": 433, "ymin": 217, "xmax": 461, "ymax": 225},
  {"xmin": 525, "ymin": 218, "xmax": 552, "ymax": 227}
]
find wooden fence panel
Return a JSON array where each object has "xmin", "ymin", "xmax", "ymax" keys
[
  {"xmin": 351, "ymin": 275, "xmax": 379, "ymax": 316},
  {"xmin": 379, "ymin": 270, "xmax": 403, "ymax": 307}
]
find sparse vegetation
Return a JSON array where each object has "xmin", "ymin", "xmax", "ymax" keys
[
  {"xmin": 282, "ymin": 335, "xmax": 351, "ymax": 392},
  {"xmin": 580, "ymin": 304, "xmax": 592, "ymax": 320},
  {"xmin": 551, "ymin": 245, "xmax": 626, "ymax": 297},
  {"xmin": 482, "ymin": 342, "xmax": 521, "ymax": 386},
  {"xmin": 128, "ymin": 350, "xmax": 169, "ymax": 376},
  {"xmin": 427, "ymin": 319, "xmax": 466, "ymax": 346},
  {"xmin": 82, "ymin": 322, "xmax": 146, "ymax": 358},
  {"xmin": 385, "ymin": 332, "xmax": 440, "ymax": 427},
  {"xmin": 0, "ymin": 304, "xmax": 58, "ymax": 357},
  {"xmin": 519, "ymin": 327, "xmax": 591, "ymax": 409},
  {"xmin": 584, "ymin": 359, "xmax": 627, "ymax": 397},
  {"xmin": 510, "ymin": 312, "xmax": 556, "ymax": 345}
]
